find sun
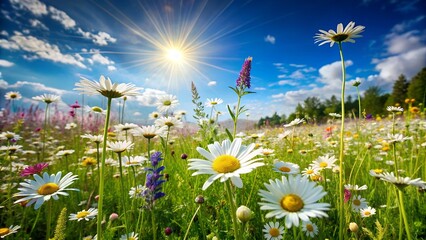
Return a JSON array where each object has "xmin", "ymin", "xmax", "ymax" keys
[{"xmin": 166, "ymin": 48, "xmax": 184, "ymax": 63}]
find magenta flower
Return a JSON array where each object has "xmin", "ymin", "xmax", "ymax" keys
[
  {"xmin": 344, "ymin": 189, "xmax": 351, "ymax": 203},
  {"xmin": 236, "ymin": 57, "xmax": 252, "ymax": 89},
  {"xmin": 70, "ymin": 101, "xmax": 81, "ymax": 109},
  {"xmin": 21, "ymin": 163, "xmax": 49, "ymax": 177}
]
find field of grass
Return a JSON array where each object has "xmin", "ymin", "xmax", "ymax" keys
[{"xmin": 1, "ymin": 91, "xmax": 425, "ymax": 240}]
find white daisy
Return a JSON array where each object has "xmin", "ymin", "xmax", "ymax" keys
[
  {"xmin": 65, "ymin": 123, "xmax": 77, "ymax": 130},
  {"xmin": 273, "ymin": 161, "xmax": 300, "ymax": 174},
  {"xmin": 81, "ymin": 134, "xmax": 103, "ymax": 144},
  {"xmin": 154, "ymin": 116, "xmax": 183, "ymax": 129},
  {"xmin": 130, "ymin": 125, "xmax": 167, "ymax": 139},
  {"xmin": 379, "ymin": 172, "xmax": 426, "ymax": 189},
  {"xmin": 4, "ymin": 91, "xmax": 22, "ymax": 100},
  {"xmin": 149, "ymin": 111, "xmax": 161, "ymax": 120},
  {"xmin": 386, "ymin": 106, "xmax": 404, "ymax": 112},
  {"xmin": 120, "ymin": 232, "xmax": 138, "ymax": 240},
  {"xmin": 107, "ymin": 140, "xmax": 134, "ymax": 154},
  {"xmin": 259, "ymin": 148, "xmax": 275, "ymax": 157},
  {"xmin": 75, "ymin": 75, "xmax": 141, "ymax": 98},
  {"xmin": 32, "ymin": 94, "xmax": 61, "ymax": 104},
  {"xmin": 360, "ymin": 206, "xmax": 376, "ymax": 218},
  {"xmin": 0, "ymin": 225, "xmax": 20, "ymax": 238},
  {"xmin": 310, "ymin": 154, "xmax": 337, "ymax": 171},
  {"xmin": 263, "ymin": 222, "xmax": 284, "ymax": 240},
  {"xmin": 0, "ymin": 131, "xmax": 21, "ymax": 141},
  {"xmin": 205, "ymin": 98, "xmax": 223, "ymax": 107},
  {"xmin": 69, "ymin": 208, "xmax": 98, "ymax": 221},
  {"xmin": 329, "ymin": 113, "xmax": 341, "ymax": 118},
  {"xmin": 188, "ymin": 138, "xmax": 264, "ymax": 190},
  {"xmin": 14, "ymin": 172, "xmax": 79, "ymax": 209},
  {"xmin": 258, "ymin": 174, "xmax": 330, "ymax": 228},
  {"xmin": 121, "ymin": 156, "xmax": 147, "ymax": 167},
  {"xmin": 56, "ymin": 150, "xmax": 75, "ymax": 157},
  {"xmin": 314, "ymin": 21, "xmax": 365, "ymax": 47},
  {"xmin": 283, "ymin": 118, "xmax": 305, "ymax": 128},
  {"xmin": 129, "ymin": 185, "xmax": 147, "ymax": 199},
  {"xmin": 84, "ymin": 105, "xmax": 106, "ymax": 115},
  {"xmin": 301, "ymin": 167, "xmax": 320, "ymax": 178},
  {"xmin": 114, "ymin": 123, "xmax": 138, "ymax": 132},
  {"xmin": 155, "ymin": 94, "xmax": 179, "ymax": 113},
  {"xmin": 344, "ymin": 184, "xmax": 368, "ymax": 191},
  {"xmin": 351, "ymin": 195, "xmax": 368, "ymax": 211},
  {"xmin": 387, "ymin": 133, "xmax": 412, "ymax": 143},
  {"xmin": 302, "ymin": 221, "xmax": 319, "ymax": 238}
]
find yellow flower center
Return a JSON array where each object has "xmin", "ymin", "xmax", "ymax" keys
[
  {"xmin": 364, "ymin": 211, "xmax": 371, "ymax": 216},
  {"xmin": 306, "ymin": 224, "xmax": 314, "ymax": 232},
  {"xmin": 319, "ymin": 162, "xmax": 328, "ymax": 168},
  {"xmin": 212, "ymin": 155, "xmax": 240, "ymax": 173},
  {"xmin": 143, "ymin": 133, "xmax": 156, "ymax": 139},
  {"xmin": 306, "ymin": 169, "xmax": 314, "ymax": 174},
  {"xmin": 37, "ymin": 183, "xmax": 59, "ymax": 195},
  {"xmin": 373, "ymin": 169, "xmax": 383, "ymax": 174},
  {"xmin": 76, "ymin": 211, "xmax": 90, "ymax": 219},
  {"xmin": 92, "ymin": 106, "xmax": 103, "ymax": 113},
  {"xmin": 210, "ymin": 101, "xmax": 217, "ymax": 105},
  {"xmin": 10, "ymin": 94, "xmax": 17, "ymax": 98},
  {"xmin": 279, "ymin": 166, "xmax": 291, "ymax": 172},
  {"xmin": 331, "ymin": 34, "xmax": 349, "ymax": 42},
  {"xmin": 165, "ymin": 121, "xmax": 174, "ymax": 127},
  {"xmin": 163, "ymin": 100, "xmax": 172, "ymax": 106},
  {"xmin": 353, "ymin": 199, "xmax": 361, "ymax": 206},
  {"xmin": 269, "ymin": 227, "xmax": 280, "ymax": 237},
  {"xmin": 129, "ymin": 237, "xmax": 136, "ymax": 240},
  {"xmin": 5, "ymin": 133, "xmax": 14, "ymax": 139},
  {"xmin": 0, "ymin": 228, "xmax": 10, "ymax": 236},
  {"xmin": 281, "ymin": 194, "xmax": 304, "ymax": 212},
  {"xmin": 100, "ymin": 90, "xmax": 123, "ymax": 99}
]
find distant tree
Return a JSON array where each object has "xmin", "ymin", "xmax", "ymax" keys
[
  {"xmin": 407, "ymin": 67, "xmax": 426, "ymax": 108},
  {"xmin": 362, "ymin": 86, "xmax": 387, "ymax": 115},
  {"xmin": 303, "ymin": 97, "xmax": 324, "ymax": 122},
  {"xmin": 386, "ymin": 74, "xmax": 409, "ymax": 107},
  {"xmin": 324, "ymin": 95, "xmax": 340, "ymax": 115}
]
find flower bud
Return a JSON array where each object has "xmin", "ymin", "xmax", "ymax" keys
[
  {"xmin": 236, "ymin": 205, "xmax": 252, "ymax": 223},
  {"xmin": 181, "ymin": 153, "xmax": 188, "ymax": 160},
  {"xmin": 349, "ymin": 222, "xmax": 359, "ymax": 233},
  {"xmin": 195, "ymin": 195, "xmax": 205, "ymax": 204},
  {"xmin": 164, "ymin": 227, "xmax": 172, "ymax": 236},
  {"xmin": 109, "ymin": 213, "xmax": 119, "ymax": 221}
]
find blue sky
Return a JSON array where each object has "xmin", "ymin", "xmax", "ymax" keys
[{"xmin": 0, "ymin": 0, "xmax": 425, "ymax": 122}]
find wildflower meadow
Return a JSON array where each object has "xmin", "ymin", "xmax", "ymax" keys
[{"xmin": 1, "ymin": 21, "xmax": 426, "ymax": 240}]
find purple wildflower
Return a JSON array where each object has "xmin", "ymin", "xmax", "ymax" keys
[
  {"xmin": 236, "ymin": 57, "xmax": 252, "ymax": 89},
  {"xmin": 70, "ymin": 101, "xmax": 81, "ymax": 109},
  {"xmin": 21, "ymin": 162, "xmax": 49, "ymax": 177},
  {"xmin": 143, "ymin": 152, "xmax": 166, "ymax": 208},
  {"xmin": 344, "ymin": 189, "xmax": 351, "ymax": 203}
]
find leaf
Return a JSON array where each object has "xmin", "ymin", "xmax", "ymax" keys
[
  {"xmin": 227, "ymin": 104, "xmax": 235, "ymax": 121},
  {"xmin": 225, "ymin": 128, "xmax": 234, "ymax": 141}
]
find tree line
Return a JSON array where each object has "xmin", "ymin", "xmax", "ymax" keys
[{"xmin": 258, "ymin": 67, "xmax": 426, "ymax": 127}]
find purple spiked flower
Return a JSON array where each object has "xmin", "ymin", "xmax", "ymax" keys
[
  {"xmin": 236, "ymin": 57, "xmax": 252, "ymax": 89},
  {"xmin": 143, "ymin": 152, "xmax": 166, "ymax": 209}
]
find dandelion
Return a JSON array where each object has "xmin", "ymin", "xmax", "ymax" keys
[
  {"xmin": 360, "ymin": 206, "xmax": 376, "ymax": 218},
  {"xmin": 14, "ymin": 172, "xmax": 79, "ymax": 209},
  {"xmin": 0, "ymin": 225, "xmax": 20, "ymax": 238},
  {"xmin": 188, "ymin": 138, "xmax": 263, "ymax": 190},
  {"xmin": 155, "ymin": 94, "xmax": 179, "ymax": 113},
  {"xmin": 20, "ymin": 163, "xmax": 49, "ymax": 177},
  {"xmin": 69, "ymin": 208, "xmax": 98, "ymax": 221},
  {"xmin": 258, "ymin": 174, "xmax": 330, "ymax": 228},
  {"xmin": 273, "ymin": 161, "xmax": 300, "ymax": 174},
  {"xmin": 263, "ymin": 222, "xmax": 284, "ymax": 240},
  {"xmin": 302, "ymin": 221, "xmax": 319, "ymax": 238},
  {"xmin": 82, "ymin": 157, "xmax": 97, "ymax": 167},
  {"xmin": 314, "ymin": 21, "xmax": 365, "ymax": 47}
]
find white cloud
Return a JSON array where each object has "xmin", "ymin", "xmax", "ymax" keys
[
  {"xmin": 77, "ymin": 28, "xmax": 117, "ymax": 46},
  {"xmin": 48, "ymin": 6, "xmax": 76, "ymax": 29},
  {"xmin": 385, "ymin": 31, "xmax": 423, "ymax": 54},
  {"xmin": 392, "ymin": 16, "xmax": 425, "ymax": 33},
  {"xmin": 0, "ymin": 80, "xmax": 71, "ymax": 95},
  {"xmin": 317, "ymin": 60, "xmax": 353, "ymax": 85},
  {"xmin": 0, "ymin": 31, "xmax": 8, "ymax": 37},
  {"xmin": 0, "ymin": 32, "xmax": 86, "ymax": 68},
  {"xmin": 0, "ymin": 80, "xmax": 7, "ymax": 89},
  {"xmin": 278, "ymin": 80, "xmax": 298, "ymax": 86},
  {"xmin": 264, "ymin": 35, "xmax": 276, "ymax": 44},
  {"xmin": 108, "ymin": 65, "xmax": 117, "ymax": 71},
  {"xmin": 88, "ymin": 50, "xmax": 115, "ymax": 65},
  {"xmin": 135, "ymin": 88, "xmax": 167, "ymax": 107},
  {"xmin": 289, "ymin": 64, "xmax": 305, "ymax": 68},
  {"xmin": 0, "ymin": 59, "xmax": 14, "ymax": 67},
  {"xmin": 254, "ymin": 87, "xmax": 266, "ymax": 90},
  {"xmin": 10, "ymin": 0, "xmax": 48, "ymax": 16},
  {"xmin": 133, "ymin": 112, "xmax": 141, "ymax": 116},
  {"xmin": 207, "ymin": 81, "xmax": 217, "ymax": 86},
  {"xmin": 29, "ymin": 19, "xmax": 49, "ymax": 30},
  {"xmin": 289, "ymin": 70, "xmax": 304, "ymax": 79}
]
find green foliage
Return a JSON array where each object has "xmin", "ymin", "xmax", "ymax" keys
[
  {"xmin": 50, "ymin": 208, "xmax": 67, "ymax": 240},
  {"xmin": 407, "ymin": 67, "xmax": 426, "ymax": 108},
  {"xmin": 386, "ymin": 74, "xmax": 409, "ymax": 106},
  {"xmin": 191, "ymin": 81, "xmax": 206, "ymax": 121},
  {"xmin": 362, "ymin": 220, "xmax": 386, "ymax": 240}
]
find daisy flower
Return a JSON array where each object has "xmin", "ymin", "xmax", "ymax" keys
[
  {"xmin": 120, "ymin": 232, "xmax": 138, "ymax": 240},
  {"xmin": 69, "ymin": 208, "xmax": 98, "ymax": 221},
  {"xmin": 360, "ymin": 206, "xmax": 376, "ymax": 218},
  {"xmin": 314, "ymin": 21, "xmax": 365, "ymax": 47},
  {"xmin": 0, "ymin": 225, "xmax": 20, "ymax": 238},
  {"xmin": 4, "ymin": 91, "xmax": 22, "ymax": 100},
  {"xmin": 155, "ymin": 94, "xmax": 179, "ymax": 113},
  {"xmin": 386, "ymin": 106, "xmax": 404, "ymax": 112},
  {"xmin": 14, "ymin": 172, "xmax": 79, "ymax": 209},
  {"xmin": 129, "ymin": 185, "xmax": 147, "ymax": 199},
  {"xmin": 32, "ymin": 94, "xmax": 61, "ymax": 104},
  {"xmin": 379, "ymin": 172, "xmax": 426, "ymax": 189},
  {"xmin": 273, "ymin": 161, "xmax": 300, "ymax": 174},
  {"xmin": 188, "ymin": 138, "xmax": 264, "ymax": 190},
  {"xmin": 107, "ymin": 140, "xmax": 134, "ymax": 153},
  {"xmin": 302, "ymin": 221, "xmax": 319, "ymax": 238},
  {"xmin": 258, "ymin": 174, "xmax": 330, "ymax": 228},
  {"xmin": 369, "ymin": 169, "xmax": 384, "ymax": 179},
  {"xmin": 114, "ymin": 123, "xmax": 138, "ymax": 132},
  {"xmin": 121, "ymin": 156, "xmax": 147, "ymax": 167},
  {"xmin": 130, "ymin": 125, "xmax": 167, "ymax": 139},
  {"xmin": 75, "ymin": 75, "xmax": 141, "ymax": 98},
  {"xmin": 20, "ymin": 163, "xmax": 49, "ymax": 177},
  {"xmin": 81, "ymin": 134, "xmax": 103, "ymax": 144},
  {"xmin": 301, "ymin": 167, "xmax": 320, "ymax": 178},
  {"xmin": 310, "ymin": 154, "xmax": 337, "ymax": 171},
  {"xmin": 149, "ymin": 111, "xmax": 161, "ymax": 120},
  {"xmin": 351, "ymin": 195, "xmax": 368, "ymax": 211},
  {"xmin": 0, "ymin": 131, "xmax": 21, "ymax": 141},
  {"xmin": 387, "ymin": 133, "xmax": 412, "ymax": 143},
  {"xmin": 259, "ymin": 148, "xmax": 275, "ymax": 157},
  {"xmin": 56, "ymin": 150, "xmax": 75, "ymax": 157},
  {"xmin": 283, "ymin": 118, "xmax": 305, "ymax": 128},
  {"xmin": 155, "ymin": 116, "xmax": 183, "ymax": 129},
  {"xmin": 205, "ymin": 98, "xmax": 223, "ymax": 107},
  {"xmin": 329, "ymin": 113, "xmax": 341, "ymax": 118},
  {"xmin": 84, "ymin": 105, "xmax": 106, "ymax": 115},
  {"xmin": 344, "ymin": 184, "xmax": 368, "ymax": 191},
  {"xmin": 263, "ymin": 222, "xmax": 284, "ymax": 240}
]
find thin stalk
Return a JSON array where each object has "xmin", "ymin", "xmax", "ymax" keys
[
  {"xmin": 117, "ymin": 152, "xmax": 129, "ymax": 234},
  {"xmin": 232, "ymin": 94, "xmax": 242, "ymax": 139},
  {"xmin": 356, "ymin": 86, "xmax": 362, "ymax": 120},
  {"xmin": 97, "ymin": 97, "xmax": 112, "ymax": 239},
  {"xmin": 225, "ymin": 181, "xmax": 241, "ymax": 240},
  {"xmin": 151, "ymin": 210, "xmax": 157, "ymax": 240},
  {"xmin": 183, "ymin": 205, "xmax": 201, "ymax": 240},
  {"xmin": 46, "ymin": 201, "xmax": 52, "ymax": 240},
  {"xmin": 398, "ymin": 190, "xmax": 412, "ymax": 240},
  {"xmin": 338, "ymin": 42, "xmax": 346, "ymax": 240},
  {"xmin": 42, "ymin": 103, "xmax": 49, "ymax": 161}
]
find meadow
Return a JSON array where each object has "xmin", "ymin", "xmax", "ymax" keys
[{"xmin": 1, "ymin": 22, "xmax": 426, "ymax": 240}]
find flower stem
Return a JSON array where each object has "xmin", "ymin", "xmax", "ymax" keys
[
  {"xmin": 338, "ymin": 42, "xmax": 346, "ymax": 240},
  {"xmin": 225, "ymin": 181, "xmax": 241, "ymax": 240},
  {"xmin": 183, "ymin": 205, "xmax": 201, "ymax": 240},
  {"xmin": 398, "ymin": 190, "xmax": 412, "ymax": 240},
  {"xmin": 97, "ymin": 97, "xmax": 112, "ymax": 239},
  {"xmin": 151, "ymin": 210, "xmax": 157, "ymax": 240},
  {"xmin": 41, "ymin": 103, "xmax": 49, "ymax": 161},
  {"xmin": 117, "ymin": 152, "xmax": 129, "ymax": 234},
  {"xmin": 232, "ymin": 94, "xmax": 242, "ymax": 139},
  {"xmin": 46, "ymin": 200, "xmax": 52, "ymax": 240}
]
